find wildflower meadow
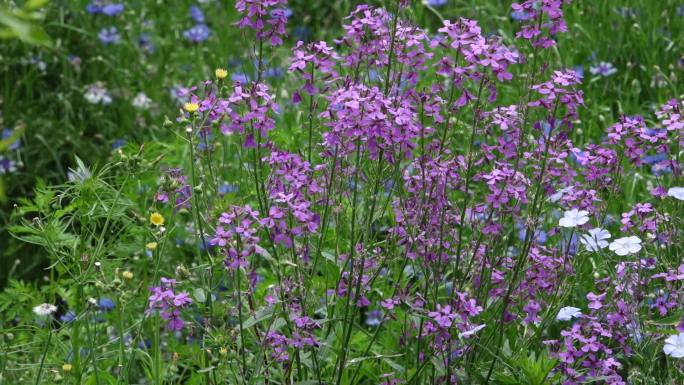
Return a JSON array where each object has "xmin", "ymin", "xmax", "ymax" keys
[{"xmin": 2, "ymin": 0, "xmax": 684, "ymax": 384}]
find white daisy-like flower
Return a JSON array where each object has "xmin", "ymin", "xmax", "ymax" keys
[
  {"xmin": 132, "ymin": 92, "xmax": 152, "ymax": 110},
  {"xmin": 32, "ymin": 303, "xmax": 57, "ymax": 317},
  {"xmin": 609, "ymin": 236, "xmax": 642, "ymax": 256},
  {"xmin": 558, "ymin": 208, "xmax": 590, "ymax": 228},
  {"xmin": 579, "ymin": 228, "xmax": 611, "ymax": 251},
  {"xmin": 664, "ymin": 333, "xmax": 684, "ymax": 358},
  {"xmin": 556, "ymin": 306, "xmax": 582, "ymax": 321},
  {"xmin": 667, "ymin": 187, "xmax": 684, "ymax": 201}
]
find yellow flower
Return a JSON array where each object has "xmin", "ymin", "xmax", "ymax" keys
[
  {"xmin": 215, "ymin": 68, "xmax": 228, "ymax": 80},
  {"xmin": 219, "ymin": 347, "xmax": 228, "ymax": 356},
  {"xmin": 183, "ymin": 102, "xmax": 199, "ymax": 113},
  {"xmin": 122, "ymin": 271, "xmax": 134, "ymax": 280},
  {"xmin": 146, "ymin": 242, "xmax": 158, "ymax": 251},
  {"xmin": 62, "ymin": 363, "xmax": 73, "ymax": 372},
  {"xmin": 150, "ymin": 212, "xmax": 165, "ymax": 226}
]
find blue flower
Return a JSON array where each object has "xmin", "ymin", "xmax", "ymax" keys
[
  {"xmin": 614, "ymin": 7, "xmax": 638, "ymax": 18},
  {"xmin": 572, "ymin": 65, "xmax": 584, "ymax": 79},
  {"xmin": 231, "ymin": 72, "xmax": 251, "ymax": 83},
  {"xmin": 2, "ymin": 128, "xmax": 21, "ymax": 150},
  {"xmin": 86, "ymin": 1, "xmax": 124, "ymax": 16},
  {"xmin": 138, "ymin": 33, "xmax": 155, "ymax": 55},
  {"xmin": 265, "ymin": 66, "xmax": 284, "ymax": 79},
  {"xmin": 511, "ymin": 9, "xmax": 533, "ymax": 21},
  {"xmin": 426, "ymin": 0, "xmax": 448, "ymax": 7},
  {"xmin": 183, "ymin": 24, "xmax": 211, "ymax": 43},
  {"xmin": 98, "ymin": 297, "xmax": 116, "ymax": 311},
  {"xmin": 365, "ymin": 310, "xmax": 382, "ymax": 327},
  {"xmin": 112, "ymin": 139, "xmax": 127, "ymax": 150},
  {"xmin": 643, "ymin": 152, "xmax": 668, "ymax": 165},
  {"xmin": 189, "ymin": 5, "xmax": 205, "ymax": 23},
  {"xmin": 86, "ymin": 1, "xmax": 104, "ymax": 14},
  {"xmin": 516, "ymin": 224, "xmax": 548, "ymax": 244},
  {"xmin": 197, "ymin": 131, "xmax": 212, "ymax": 151},
  {"xmin": 98, "ymin": 27, "xmax": 121, "ymax": 45},
  {"xmin": 218, "ymin": 182, "xmax": 238, "ymax": 195},
  {"xmin": 102, "ymin": 3, "xmax": 124, "ymax": 16},
  {"xmin": 589, "ymin": 62, "xmax": 617, "ymax": 77},
  {"xmin": 60, "ymin": 310, "xmax": 76, "ymax": 323},
  {"xmin": 293, "ymin": 26, "xmax": 311, "ymax": 41}
]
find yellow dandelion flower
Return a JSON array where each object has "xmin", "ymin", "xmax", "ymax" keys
[
  {"xmin": 122, "ymin": 271, "xmax": 134, "ymax": 280},
  {"xmin": 62, "ymin": 363, "xmax": 73, "ymax": 372},
  {"xmin": 215, "ymin": 68, "xmax": 228, "ymax": 79},
  {"xmin": 150, "ymin": 212, "xmax": 165, "ymax": 226},
  {"xmin": 183, "ymin": 102, "xmax": 199, "ymax": 113},
  {"xmin": 146, "ymin": 242, "xmax": 158, "ymax": 251}
]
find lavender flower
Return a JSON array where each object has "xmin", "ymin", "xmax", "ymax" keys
[
  {"xmin": 189, "ymin": 5, "xmax": 205, "ymax": 23},
  {"xmin": 183, "ymin": 24, "xmax": 211, "ymax": 42},
  {"xmin": 87, "ymin": 1, "xmax": 124, "ymax": 16},
  {"xmin": 589, "ymin": 61, "xmax": 617, "ymax": 77},
  {"xmin": 98, "ymin": 26, "xmax": 121, "ymax": 45},
  {"xmin": 424, "ymin": 0, "xmax": 448, "ymax": 7}
]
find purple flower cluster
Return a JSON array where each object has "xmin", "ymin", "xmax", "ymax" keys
[
  {"xmin": 142, "ymin": 2, "xmax": 684, "ymax": 383},
  {"xmin": 235, "ymin": 0, "xmax": 289, "ymax": 46},
  {"xmin": 147, "ymin": 278, "xmax": 193, "ymax": 331},
  {"xmin": 211, "ymin": 205, "xmax": 261, "ymax": 270}
]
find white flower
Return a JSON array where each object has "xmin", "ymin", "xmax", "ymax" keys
[
  {"xmin": 664, "ymin": 333, "xmax": 684, "ymax": 358},
  {"xmin": 33, "ymin": 303, "xmax": 57, "ymax": 317},
  {"xmin": 558, "ymin": 208, "xmax": 590, "ymax": 228},
  {"xmin": 556, "ymin": 306, "xmax": 582, "ymax": 321},
  {"xmin": 580, "ymin": 228, "xmax": 611, "ymax": 251},
  {"xmin": 458, "ymin": 324, "xmax": 486, "ymax": 339},
  {"xmin": 667, "ymin": 187, "xmax": 684, "ymax": 201},
  {"xmin": 84, "ymin": 82, "xmax": 112, "ymax": 105},
  {"xmin": 132, "ymin": 92, "xmax": 152, "ymax": 109},
  {"xmin": 609, "ymin": 236, "xmax": 642, "ymax": 256}
]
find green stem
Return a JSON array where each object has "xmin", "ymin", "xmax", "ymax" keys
[{"xmin": 34, "ymin": 329, "xmax": 52, "ymax": 385}]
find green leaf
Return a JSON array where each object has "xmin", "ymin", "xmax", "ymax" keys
[
  {"xmin": 242, "ymin": 307, "xmax": 274, "ymax": 328},
  {"xmin": 194, "ymin": 288, "xmax": 206, "ymax": 303},
  {"xmin": 0, "ymin": 7, "xmax": 52, "ymax": 46}
]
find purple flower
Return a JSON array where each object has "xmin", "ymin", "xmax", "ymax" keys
[
  {"xmin": 183, "ymin": 24, "xmax": 211, "ymax": 43},
  {"xmin": 148, "ymin": 278, "xmax": 193, "ymax": 332},
  {"xmin": 235, "ymin": 0, "xmax": 288, "ymax": 46},
  {"xmin": 98, "ymin": 26, "xmax": 121, "ymax": 45},
  {"xmin": 0, "ymin": 157, "xmax": 17, "ymax": 174},
  {"xmin": 587, "ymin": 292, "xmax": 606, "ymax": 310}
]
